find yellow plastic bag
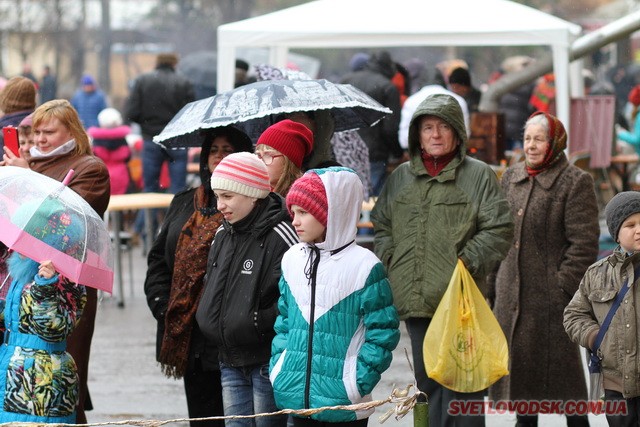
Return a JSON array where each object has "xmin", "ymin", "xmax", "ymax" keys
[{"xmin": 423, "ymin": 259, "xmax": 509, "ymax": 393}]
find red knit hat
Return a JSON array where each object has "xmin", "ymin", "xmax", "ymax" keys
[
  {"xmin": 629, "ymin": 85, "xmax": 640, "ymax": 107},
  {"xmin": 257, "ymin": 119, "xmax": 313, "ymax": 169},
  {"xmin": 210, "ymin": 152, "xmax": 270, "ymax": 199},
  {"xmin": 286, "ymin": 172, "xmax": 328, "ymax": 227}
]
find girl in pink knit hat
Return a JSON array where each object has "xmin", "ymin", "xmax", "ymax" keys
[{"xmin": 270, "ymin": 167, "xmax": 399, "ymax": 426}]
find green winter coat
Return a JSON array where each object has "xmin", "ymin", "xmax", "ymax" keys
[{"xmin": 371, "ymin": 94, "xmax": 514, "ymax": 319}]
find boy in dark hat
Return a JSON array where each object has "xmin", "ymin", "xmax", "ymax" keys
[{"xmin": 564, "ymin": 191, "xmax": 640, "ymax": 425}]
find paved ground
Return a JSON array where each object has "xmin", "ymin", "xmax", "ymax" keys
[{"xmin": 86, "ymin": 245, "xmax": 608, "ymax": 427}]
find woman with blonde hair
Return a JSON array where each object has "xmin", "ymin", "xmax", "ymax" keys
[
  {"xmin": 254, "ymin": 119, "xmax": 313, "ymax": 197},
  {"xmin": 0, "ymin": 98, "xmax": 109, "ymax": 424}
]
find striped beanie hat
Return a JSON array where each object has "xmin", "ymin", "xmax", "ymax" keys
[
  {"xmin": 210, "ymin": 152, "xmax": 270, "ymax": 199},
  {"xmin": 286, "ymin": 171, "xmax": 328, "ymax": 227}
]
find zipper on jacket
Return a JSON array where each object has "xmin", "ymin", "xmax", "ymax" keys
[
  {"xmin": 304, "ymin": 246, "xmax": 321, "ymax": 409},
  {"xmin": 217, "ymin": 233, "xmax": 236, "ymax": 350}
]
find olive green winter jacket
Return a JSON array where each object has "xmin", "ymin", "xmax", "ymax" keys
[{"xmin": 371, "ymin": 94, "xmax": 513, "ymax": 319}]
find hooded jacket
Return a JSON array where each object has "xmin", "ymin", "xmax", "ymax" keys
[
  {"xmin": 371, "ymin": 94, "xmax": 513, "ymax": 319},
  {"xmin": 269, "ymin": 167, "xmax": 400, "ymax": 422},
  {"xmin": 89, "ymin": 125, "xmax": 132, "ymax": 196},
  {"xmin": 144, "ymin": 129, "xmax": 253, "ymax": 371},
  {"xmin": 196, "ymin": 193, "xmax": 297, "ymax": 368}
]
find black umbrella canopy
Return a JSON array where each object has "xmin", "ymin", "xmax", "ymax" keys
[{"xmin": 154, "ymin": 78, "xmax": 391, "ymax": 149}]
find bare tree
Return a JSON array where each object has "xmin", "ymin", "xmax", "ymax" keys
[
  {"xmin": 142, "ymin": 0, "xmax": 257, "ymax": 53},
  {"xmin": 70, "ymin": 0, "xmax": 87, "ymax": 83},
  {"xmin": 99, "ymin": 0, "xmax": 111, "ymax": 93}
]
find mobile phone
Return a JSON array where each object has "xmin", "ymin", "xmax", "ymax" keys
[{"xmin": 3, "ymin": 126, "xmax": 19, "ymax": 157}]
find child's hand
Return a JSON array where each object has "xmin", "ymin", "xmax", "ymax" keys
[{"xmin": 38, "ymin": 260, "xmax": 56, "ymax": 279}]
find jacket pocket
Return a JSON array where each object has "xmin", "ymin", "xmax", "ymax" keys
[
  {"xmin": 587, "ymin": 288, "xmax": 617, "ymax": 327},
  {"xmin": 587, "ymin": 289, "xmax": 617, "ymax": 304},
  {"xmin": 4, "ymin": 350, "xmax": 77, "ymax": 417},
  {"xmin": 270, "ymin": 349, "xmax": 286, "ymax": 384},
  {"xmin": 431, "ymin": 193, "xmax": 473, "ymax": 243}
]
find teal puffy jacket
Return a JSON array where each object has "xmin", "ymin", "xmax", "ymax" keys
[{"xmin": 269, "ymin": 168, "xmax": 400, "ymax": 422}]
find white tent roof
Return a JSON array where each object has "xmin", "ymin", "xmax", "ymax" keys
[{"xmin": 217, "ymin": 0, "xmax": 582, "ymax": 125}]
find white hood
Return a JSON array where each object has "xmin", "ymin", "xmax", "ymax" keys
[{"xmin": 314, "ymin": 167, "xmax": 363, "ymax": 252}]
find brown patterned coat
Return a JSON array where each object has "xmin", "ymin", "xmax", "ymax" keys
[{"xmin": 489, "ymin": 155, "xmax": 599, "ymax": 401}]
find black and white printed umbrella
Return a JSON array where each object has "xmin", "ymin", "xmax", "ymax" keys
[{"xmin": 153, "ymin": 78, "xmax": 391, "ymax": 149}]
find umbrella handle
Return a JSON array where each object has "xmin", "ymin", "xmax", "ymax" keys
[{"xmin": 62, "ymin": 169, "xmax": 75, "ymax": 186}]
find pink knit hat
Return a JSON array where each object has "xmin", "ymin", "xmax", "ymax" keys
[
  {"xmin": 210, "ymin": 152, "xmax": 270, "ymax": 199},
  {"xmin": 286, "ymin": 171, "xmax": 328, "ymax": 227},
  {"xmin": 257, "ymin": 119, "xmax": 313, "ymax": 169}
]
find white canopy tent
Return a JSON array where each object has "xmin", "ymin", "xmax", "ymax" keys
[{"xmin": 217, "ymin": 0, "xmax": 582, "ymax": 127}]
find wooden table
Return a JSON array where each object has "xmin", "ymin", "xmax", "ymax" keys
[
  {"xmin": 610, "ymin": 153, "xmax": 639, "ymax": 192},
  {"xmin": 106, "ymin": 193, "xmax": 174, "ymax": 307}
]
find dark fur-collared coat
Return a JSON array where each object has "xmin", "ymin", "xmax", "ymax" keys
[{"xmin": 489, "ymin": 155, "xmax": 599, "ymax": 401}]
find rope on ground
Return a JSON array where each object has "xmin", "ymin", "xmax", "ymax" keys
[{"xmin": 0, "ymin": 350, "xmax": 425, "ymax": 427}]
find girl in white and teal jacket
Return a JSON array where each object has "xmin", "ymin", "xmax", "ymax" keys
[{"xmin": 270, "ymin": 167, "xmax": 400, "ymax": 426}]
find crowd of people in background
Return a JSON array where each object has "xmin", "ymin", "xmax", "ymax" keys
[{"xmin": 0, "ymin": 48, "xmax": 639, "ymax": 427}]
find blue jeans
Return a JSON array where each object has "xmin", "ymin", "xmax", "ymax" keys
[
  {"xmin": 135, "ymin": 139, "xmax": 188, "ymax": 236},
  {"xmin": 369, "ymin": 161, "xmax": 387, "ymax": 197},
  {"xmin": 220, "ymin": 362, "xmax": 286, "ymax": 427},
  {"xmin": 142, "ymin": 138, "xmax": 188, "ymax": 194}
]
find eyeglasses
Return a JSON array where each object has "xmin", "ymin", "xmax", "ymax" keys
[{"xmin": 257, "ymin": 152, "xmax": 284, "ymax": 165}]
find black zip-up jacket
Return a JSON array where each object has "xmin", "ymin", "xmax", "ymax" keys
[{"xmin": 196, "ymin": 193, "xmax": 297, "ymax": 368}]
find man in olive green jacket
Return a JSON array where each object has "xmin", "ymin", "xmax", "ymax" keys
[{"xmin": 371, "ymin": 93, "xmax": 513, "ymax": 427}]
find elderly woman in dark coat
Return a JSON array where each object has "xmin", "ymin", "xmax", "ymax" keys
[{"xmin": 489, "ymin": 112, "xmax": 599, "ymax": 427}]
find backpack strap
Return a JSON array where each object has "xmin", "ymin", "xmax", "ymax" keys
[{"xmin": 589, "ymin": 263, "xmax": 640, "ymax": 373}]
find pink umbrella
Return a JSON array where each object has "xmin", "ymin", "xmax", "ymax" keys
[{"xmin": 0, "ymin": 167, "xmax": 113, "ymax": 292}]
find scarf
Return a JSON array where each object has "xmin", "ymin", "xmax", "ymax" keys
[
  {"xmin": 30, "ymin": 139, "xmax": 76, "ymax": 158},
  {"xmin": 421, "ymin": 148, "xmax": 458, "ymax": 176},
  {"xmin": 159, "ymin": 186, "xmax": 222, "ymax": 378},
  {"xmin": 525, "ymin": 111, "xmax": 567, "ymax": 177}
]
